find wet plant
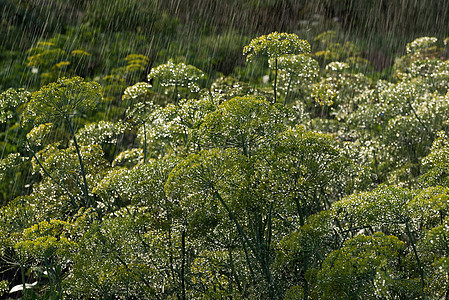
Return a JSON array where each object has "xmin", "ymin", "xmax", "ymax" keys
[{"xmin": 243, "ymin": 32, "xmax": 311, "ymax": 104}]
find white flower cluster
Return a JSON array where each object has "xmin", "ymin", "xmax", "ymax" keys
[
  {"xmin": 148, "ymin": 60, "xmax": 205, "ymax": 93},
  {"xmin": 26, "ymin": 123, "xmax": 53, "ymax": 147},
  {"xmin": 112, "ymin": 148, "xmax": 144, "ymax": 168},
  {"xmin": 325, "ymin": 61, "xmax": 350, "ymax": 72},
  {"xmin": 77, "ymin": 121, "xmax": 126, "ymax": 146},
  {"xmin": 270, "ymin": 54, "xmax": 320, "ymax": 79},
  {"xmin": 0, "ymin": 153, "xmax": 23, "ymax": 181},
  {"xmin": 122, "ymin": 82, "xmax": 152, "ymax": 101},
  {"xmin": 406, "ymin": 37, "xmax": 438, "ymax": 54},
  {"xmin": 0, "ymin": 88, "xmax": 31, "ymax": 123}
]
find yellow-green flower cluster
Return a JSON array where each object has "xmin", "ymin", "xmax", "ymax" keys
[
  {"xmin": 15, "ymin": 219, "xmax": 76, "ymax": 259},
  {"xmin": 270, "ymin": 54, "xmax": 319, "ymax": 79},
  {"xmin": 243, "ymin": 31, "xmax": 311, "ymax": 61},
  {"xmin": 0, "ymin": 88, "xmax": 31, "ymax": 123},
  {"xmin": 148, "ymin": 60, "xmax": 205, "ymax": 93},
  {"xmin": 311, "ymin": 81, "xmax": 337, "ymax": 106},
  {"xmin": 27, "ymin": 77, "xmax": 102, "ymax": 124},
  {"xmin": 124, "ymin": 54, "xmax": 149, "ymax": 73},
  {"xmin": 26, "ymin": 123, "xmax": 53, "ymax": 147},
  {"xmin": 325, "ymin": 61, "xmax": 350, "ymax": 73},
  {"xmin": 76, "ymin": 121, "xmax": 126, "ymax": 146},
  {"xmin": 122, "ymin": 82, "xmax": 152, "ymax": 101}
]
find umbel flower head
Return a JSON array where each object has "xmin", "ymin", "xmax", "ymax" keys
[
  {"xmin": 406, "ymin": 37, "xmax": 438, "ymax": 55},
  {"xmin": 26, "ymin": 77, "xmax": 102, "ymax": 124},
  {"xmin": 0, "ymin": 88, "xmax": 31, "ymax": 123},
  {"xmin": 243, "ymin": 31, "xmax": 311, "ymax": 61},
  {"xmin": 269, "ymin": 54, "xmax": 319, "ymax": 79},
  {"xmin": 122, "ymin": 82, "xmax": 152, "ymax": 101},
  {"xmin": 148, "ymin": 60, "xmax": 205, "ymax": 93}
]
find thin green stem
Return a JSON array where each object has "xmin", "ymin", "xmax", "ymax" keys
[
  {"xmin": 229, "ymin": 247, "xmax": 243, "ymax": 294},
  {"xmin": 44, "ymin": 258, "xmax": 57, "ymax": 300},
  {"xmin": 181, "ymin": 229, "xmax": 186, "ymax": 300},
  {"xmin": 167, "ymin": 217, "xmax": 177, "ymax": 289},
  {"xmin": 143, "ymin": 121, "xmax": 147, "ymax": 163},
  {"xmin": 65, "ymin": 116, "xmax": 90, "ymax": 207},
  {"xmin": 21, "ymin": 265, "xmax": 27, "ymax": 300},
  {"xmin": 273, "ymin": 57, "xmax": 278, "ymax": 105},
  {"xmin": 409, "ymin": 101, "xmax": 434, "ymax": 141},
  {"xmin": 284, "ymin": 72, "xmax": 293, "ymax": 106},
  {"xmin": 174, "ymin": 83, "xmax": 179, "ymax": 105},
  {"xmin": 405, "ymin": 221, "xmax": 426, "ymax": 298},
  {"xmin": 14, "ymin": 109, "xmax": 78, "ymax": 208},
  {"xmin": 212, "ymin": 188, "xmax": 277, "ymax": 299}
]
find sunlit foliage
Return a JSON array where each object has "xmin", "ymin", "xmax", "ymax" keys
[
  {"xmin": 2, "ymin": 31, "xmax": 449, "ymax": 299},
  {"xmin": 314, "ymin": 233, "xmax": 407, "ymax": 299}
]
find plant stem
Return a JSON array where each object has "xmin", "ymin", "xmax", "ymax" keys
[
  {"xmin": 66, "ymin": 116, "xmax": 90, "ymax": 207},
  {"xmin": 284, "ymin": 72, "xmax": 293, "ymax": 106},
  {"xmin": 21, "ymin": 265, "xmax": 27, "ymax": 300},
  {"xmin": 273, "ymin": 57, "xmax": 278, "ymax": 105},
  {"xmin": 14, "ymin": 109, "xmax": 78, "ymax": 208},
  {"xmin": 405, "ymin": 221, "xmax": 426, "ymax": 298},
  {"xmin": 409, "ymin": 102, "xmax": 434, "ymax": 141},
  {"xmin": 44, "ymin": 258, "xmax": 56, "ymax": 300},
  {"xmin": 181, "ymin": 229, "xmax": 186, "ymax": 300},
  {"xmin": 174, "ymin": 83, "xmax": 179, "ymax": 105},
  {"xmin": 143, "ymin": 121, "xmax": 147, "ymax": 163},
  {"xmin": 213, "ymin": 187, "xmax": 277, "ymax": 299}
]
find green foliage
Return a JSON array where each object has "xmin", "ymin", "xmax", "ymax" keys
[
  {"xmin": 418, "ymin": 216, "xmax": 449, "ymax": 297},
  {"xmin": 26, "ymin": 123, "xmax": 53, "ymax": 147},
  {"xmin": 268, "ymin": 126, "xmax": 352, "ymax": 225},
  {"xmin": 314, "ymin": 233, "xmax": 407, "ymax": 299},
  {"xmin": 3, "ymin": 29, "xmax": 449, "ymax": 299},
  {"xmin": 14, "ymin": 219, "xmax": 77, "ymax": 299},
  {"xmin": 275, "ymin": 211, "xmax": 336, "ymax": 295},
  {"xmin": 94, "ymin": 158, "xmax": 178, "ymax": 213},
  {"xmin": 112, "ymin": 148, "xmax": 143, "ymax": 168},
  {"xmin": 332, "ymin": 185, "xmax": 413, "ymax": 231},
  {"xmin": 208, "ymin": 76, "xmax": 254, "ymax": 102},
  {"xmin": 122, "ymin": 81, "xmax": 152, "ymax": 102},
  {"xmin": 313, "ymin": 31, "xmax": 371, "ymax": 74},
  {"xmin": 244, "ymin": 32, "xmax": 312, "ymax": 104},
  {"xmin": 420, "ymin": 131, "xmax": 449, "ymax": 187},
  {"xmin": 271, "ymin": 54, "xmax": 319, "ymax": 81},
  {"xmin": 83, "ymin": 0, "xmax": 158, "ymax": 32},
  {"xmin": 408, "ymin": 186, "xmax": 449, "ymax": 229},
  {"xmin": 15, "ymin": 220, "xmax": 76, "ymax": 260},
  {"xmin": 0, "ymin": 153, "xmax": 23, "ymax": 182},
  {"xmin": 106, "ymin": 54, "xmax": 150, "ymax": 88},
  {"xmin": 200, "ymin": 96, "xmax": 285, "ymax": 156},
  {"xmin": 29, "ymin": 143, "xmax": 109, "ymax": 216},
  {"xmin": 394, "ymin": 36, "xmax": 445, "ymax": 78},
  {"xmin": 66, "ymin": 209, "xmax": 166, "ymax": 298},
  {"xmin": 407, "ymin": 37, "xmax": 439, "ymax": 55},
  {"xmin": 137, "ymin": 97, "xmax": 216, "ymax": 158}
]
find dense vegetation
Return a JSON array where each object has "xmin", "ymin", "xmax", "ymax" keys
[{"xmin": 1, "ymin": 0, "xmax": 449, "ymax": 299}]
